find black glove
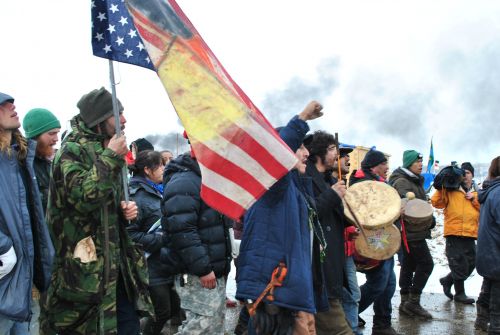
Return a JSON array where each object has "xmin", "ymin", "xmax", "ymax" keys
[{"xmin": 251, "ymin": 303, "xmax": 295, "ymax": 335}]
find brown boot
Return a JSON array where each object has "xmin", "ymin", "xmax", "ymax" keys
[{"xmin": 401, "ymin": 293, "xmax": 433, "ymax": 320}]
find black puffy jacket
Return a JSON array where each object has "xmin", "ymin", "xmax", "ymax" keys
[{"xmin": 161, "ymin": 154, "xmax": 231, "ymax": 278}]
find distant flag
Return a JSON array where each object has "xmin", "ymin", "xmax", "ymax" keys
[
  {"xmin": 426, "ymin": 138, "xmax": 434, "ymax": 173},
  {"xmin": 120, "ymin": 0, "xmax": 298, "ymax": 220},
  {"xmin": 91, "ymin": 0, "xmax": 155, "ymax": 70}
]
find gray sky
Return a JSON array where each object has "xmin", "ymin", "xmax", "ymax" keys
[{"xmin": 1, "ymin": 1, "xmax": 499, "ymax": 167}]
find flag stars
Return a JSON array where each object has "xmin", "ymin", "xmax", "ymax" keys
[
  {"xmin": 119, "ymin": 16, "xmax": 128, "ymax": 26},
  {"xmin": 91, "ymin": 1, "xmax": 96, "ymax": 8},
  {"xmin": 128, "ymin": 29, "xmax": 137, "ymax": 38},
  {"xmin": 107, "ymin": 24, "xmax": 116, "ymax": 34},
  {"xmin": 145, "ymin": 57, "xmax": 151, "ymax": 64},
  {"xmin": 103, "ymin": 45, "xmax": 112, "ymax": 53},
  {"xmin": 136, "ymin": 42, "xmax": 144, "ymax": 51},
  {"xmin": 95, "ymin": 32, "xmax": 104, "ymax": 41},
  {"xmin": 116, "ymin": 36, "xmax": 125, "ymax": 46},
  {"xmin": 97, "ymin": 12, "xmax": 107, "ymax": 21},
  {"xmin": 124, "ymin": 49, "xmax": 133, "ymax": 58},
  {"xmin": 109, "ymin": 4, "xmax": 119, "ymax": 13}
]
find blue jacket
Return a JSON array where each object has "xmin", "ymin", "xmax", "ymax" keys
[
  {"xmin": 0, "ymin": 140, "xmax": 55, "ymax": 321},
  {"xmin": 236, "ymin": 116, "xmax": 328, "ymax": 314},
  {"xmin": 476, "ymin": 177, "xmax": 500, "ymax": 280}
]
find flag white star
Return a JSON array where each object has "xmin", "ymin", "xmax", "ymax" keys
[
  {"xmin": 145, "ymin": 57, "xmax": 150, "ymax": 63},
  {"xmin": 116, "ymin": 36, "xmax": 125, "ymax": 46},
  {"xmin": 119, "ymin": 16, "xmax": 128, "ymax": 26},
  {"xmin": 136, "ymin": 42, "xmax": 144, "ymax": 51},
  {"xmin": 110, "ymin": 4, "xmax": 119, "ymax": 13},
  {"xmin": 124, "ymin": 49, "xmax": 133, "ymax": 58},
  {"xmin": 95, "ymin": 32, "xmax": 104, "ymax": 41},
  {"xmin": 128, "ymin": 29, "xmax": 137, "ymax": 38},
  {"xmin": 91, "ymin": 1, "xmax": 96, "ymax": 8},
  {"xmin": 97, "ymin": 12, "xmax": 106, "ymax": 21},
  {"xmin": 103, "ymin": 45, "xmax": 112, "ymax": 53},
  {"xmin": 107, "ymin": 24, "xmax": 116, "ymax": 33}
]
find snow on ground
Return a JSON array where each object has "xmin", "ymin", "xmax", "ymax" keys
[{"xmin": 226, "ymin": 208, "xmax": 484, "ymax": 300}]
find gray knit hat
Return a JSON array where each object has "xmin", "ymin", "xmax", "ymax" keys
[{"xmin": 77, "ymin": 87, "xmax": 123, "ymax": 128}]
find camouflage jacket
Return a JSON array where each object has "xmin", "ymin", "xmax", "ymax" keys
[{"xmin": 40, "ymin": 116, "xmax": 152, "ymax": 335}]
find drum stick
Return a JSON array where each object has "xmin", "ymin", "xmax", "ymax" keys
[
  {"xmin": 344, "ymin": 198, "xmax": 369, "ymax": 245},
  {"xmin": 335, "ymin": 132, "xmax": 342, "ymax": 180}
]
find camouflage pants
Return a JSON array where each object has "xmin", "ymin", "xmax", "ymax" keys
[{"xmin": 174, "ymin": 275, "xmax": 226, "ymax": 335}]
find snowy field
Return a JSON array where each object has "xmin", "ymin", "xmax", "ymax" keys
[{"xmin": 226, "ymin": 208, "xmax": 484, "ymax": 300}]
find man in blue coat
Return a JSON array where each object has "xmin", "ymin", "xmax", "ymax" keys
[
  {"xmin": 236, "ymin": 101, "xmax": 328, "ymax": 334},
  {"xmin": 0, "ymin": 92, "xmax": 55, "ymax": 333}
]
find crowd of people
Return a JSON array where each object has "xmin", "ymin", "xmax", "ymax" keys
[{"xmin": 0, "ymin": 88, "xmax": 499, "ymax": 335}]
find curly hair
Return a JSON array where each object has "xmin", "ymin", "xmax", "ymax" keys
[
  {"xmin": 488, "ymin": 156, "xmax": 500, "ymax": 180},
  {"xmin": 305, "ymin": 130, "xmax": 336, "ymax": 165},
  {"xmin": 0, "ymin": 129, "xmax": 28, "ymax": 161}
]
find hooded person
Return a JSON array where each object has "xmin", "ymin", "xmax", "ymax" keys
[
  {"xmin": 389, "ymin": 150, "xmax": 435, "ymax": 319},
  {"xmin": 39, "ymin": 87, "xmax": 153, "ymax": 335},
  {"xmin": 0, "ymin": 92, "xmax": 55, "ymax": 334},
  {"xmin": 431, "ymin": 160, "xmax": 480, "ymax": 305},
  {"xmin": 475, "ymin": 156, "xmax": 500, "ymax": 333}
]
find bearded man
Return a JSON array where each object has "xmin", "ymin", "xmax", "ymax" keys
[{"xmin": 22, "ymin": 108, "xmax": 61, "ymax": 211}]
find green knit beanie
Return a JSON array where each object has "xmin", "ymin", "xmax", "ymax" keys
[
  {"xmin": 77, "ymin": 87, "xmax": 123, "ymax": 128},
  {"xmin": 22, "ymin": 108, "xmax": 61, "ymax": 139},
  {"xmin": 402, "ymin": 150, "xmax": 422, "ymax": 168}
]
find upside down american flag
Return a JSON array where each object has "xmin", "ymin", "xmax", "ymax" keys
[{"xmin": 91, "ymin": 0, "xmax": 298, "ymax": 220}]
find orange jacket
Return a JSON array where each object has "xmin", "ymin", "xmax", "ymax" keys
[{"xmin": 431, "ymin": 188, "xmax": 480, "ymax": 238}]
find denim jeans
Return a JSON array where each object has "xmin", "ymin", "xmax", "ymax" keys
[
  {"xmin": 0, "ymin": 317, "xmax": 15, "ymax": 335},
  {"xmin": 342, "ymin": 256, "xmax": 362, "ymax": 334},
  {"xmin": 117, "ymin": 275, "xmax": 141, "ymax": 335},
  {"xmin": 359, "ymin": 257, "xmax": 396, "ymax": 328}
]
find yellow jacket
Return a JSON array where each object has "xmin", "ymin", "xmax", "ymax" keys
[{"xmin": 431, "ymin": 188, "xmax": 480, "ymax": 238}]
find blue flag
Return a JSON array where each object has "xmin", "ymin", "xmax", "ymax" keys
[
  {"xmin": 91, "ymin": 0, "xmax": 155, "ymax": 70},
  {"xmin": 426, "ymin": 138, "xmax": 434, "ymax": 173}
]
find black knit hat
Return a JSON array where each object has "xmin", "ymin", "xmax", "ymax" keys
[
  {"xmin": 361, "ymin": 150, "xmax": 387, "ymax": 169},
  {"xmin": 131, "ymin": 138, "xmax": 154, "ymax": 152},
  {"xmin": 461, "ymin": 162, "xmax": 474, "ymax": 177},
  {"xmin": 77, "ymin": 87, "xmax": 124, "ymax": 128}
]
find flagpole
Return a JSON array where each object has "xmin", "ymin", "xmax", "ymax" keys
[{"xmin": 109, "ymin": 59, "xmax": 130, "ymax": 202}]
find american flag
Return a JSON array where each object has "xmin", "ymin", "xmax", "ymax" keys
[
  {"xmin": 122, "ymin": 0, "xmax": 298, "ymax": 220},
  {"xmin": 91, "ymin": 0, "xmax": 154, "ymax": 70}
]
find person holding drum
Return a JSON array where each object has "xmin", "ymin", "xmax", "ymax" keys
[
  {"xmin": 349, "ymin": 149, "xmax": 401, "ymax": 335},
  {"xmin": 389, "ymin": 150, "xmax": 435, "ymax": 320},
  {"xmin": 304, "ymin": 131, "xmax": 353, "ymax": 335},
  {"xmin": 431, "ymin": 162, "xmax": 480, "ymax": 305}
]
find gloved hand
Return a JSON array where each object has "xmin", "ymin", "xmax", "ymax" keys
[{"xmin": 0, "ymin": 246, "xmax": 17, "ymax": 280}]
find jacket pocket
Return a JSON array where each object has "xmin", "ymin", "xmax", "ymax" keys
[{"xmin": 54, "ymin": 255, "xmax": 104, "ymax": 304}]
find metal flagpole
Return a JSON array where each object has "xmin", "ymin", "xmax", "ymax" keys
[{"xmin": 108, "ymin": 59, "xmax": 130, "ymax": 202}]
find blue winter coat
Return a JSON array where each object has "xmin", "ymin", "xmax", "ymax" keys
[
  {"xmin": 476, "ymin": 177, "xmax": 500, "ymax": 280},
  {"xmin": 0, "ymin": 140, "xmax": 55, "ymax": 321},
  {"xmin": 236, "ymin": 116, "xmax": 328, "ymax": 314}
]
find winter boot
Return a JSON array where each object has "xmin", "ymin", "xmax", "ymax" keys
[
  {"xmin": 474, "ymin": 303, "xmax": 490, "ymax": 331},
  {"xmin": 399, "ymin": 293, "xmax": 411, "ymax": 316},
  {"xmin": 440, "ymin": 273, "xmax": 454, "ymax": 300},
  {"xmin": 401, "ymin": 293, "xmax": 433, "ymax": 320},
  {"xmin": 372, "ymin": 326, "xmax": 402, "ymax": 335},
  {"xmin": 454, "ymin": 280, "xmax": 475, "ymax": 304}
]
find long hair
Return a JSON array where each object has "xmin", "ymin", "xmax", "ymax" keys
[
  {"xmin": 488, "ymin": 156, "xmax": 500, "ymax": 180},
  {"xmin": 0, "ymin": 129, "xmax": 28, "ymax": 161}
]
